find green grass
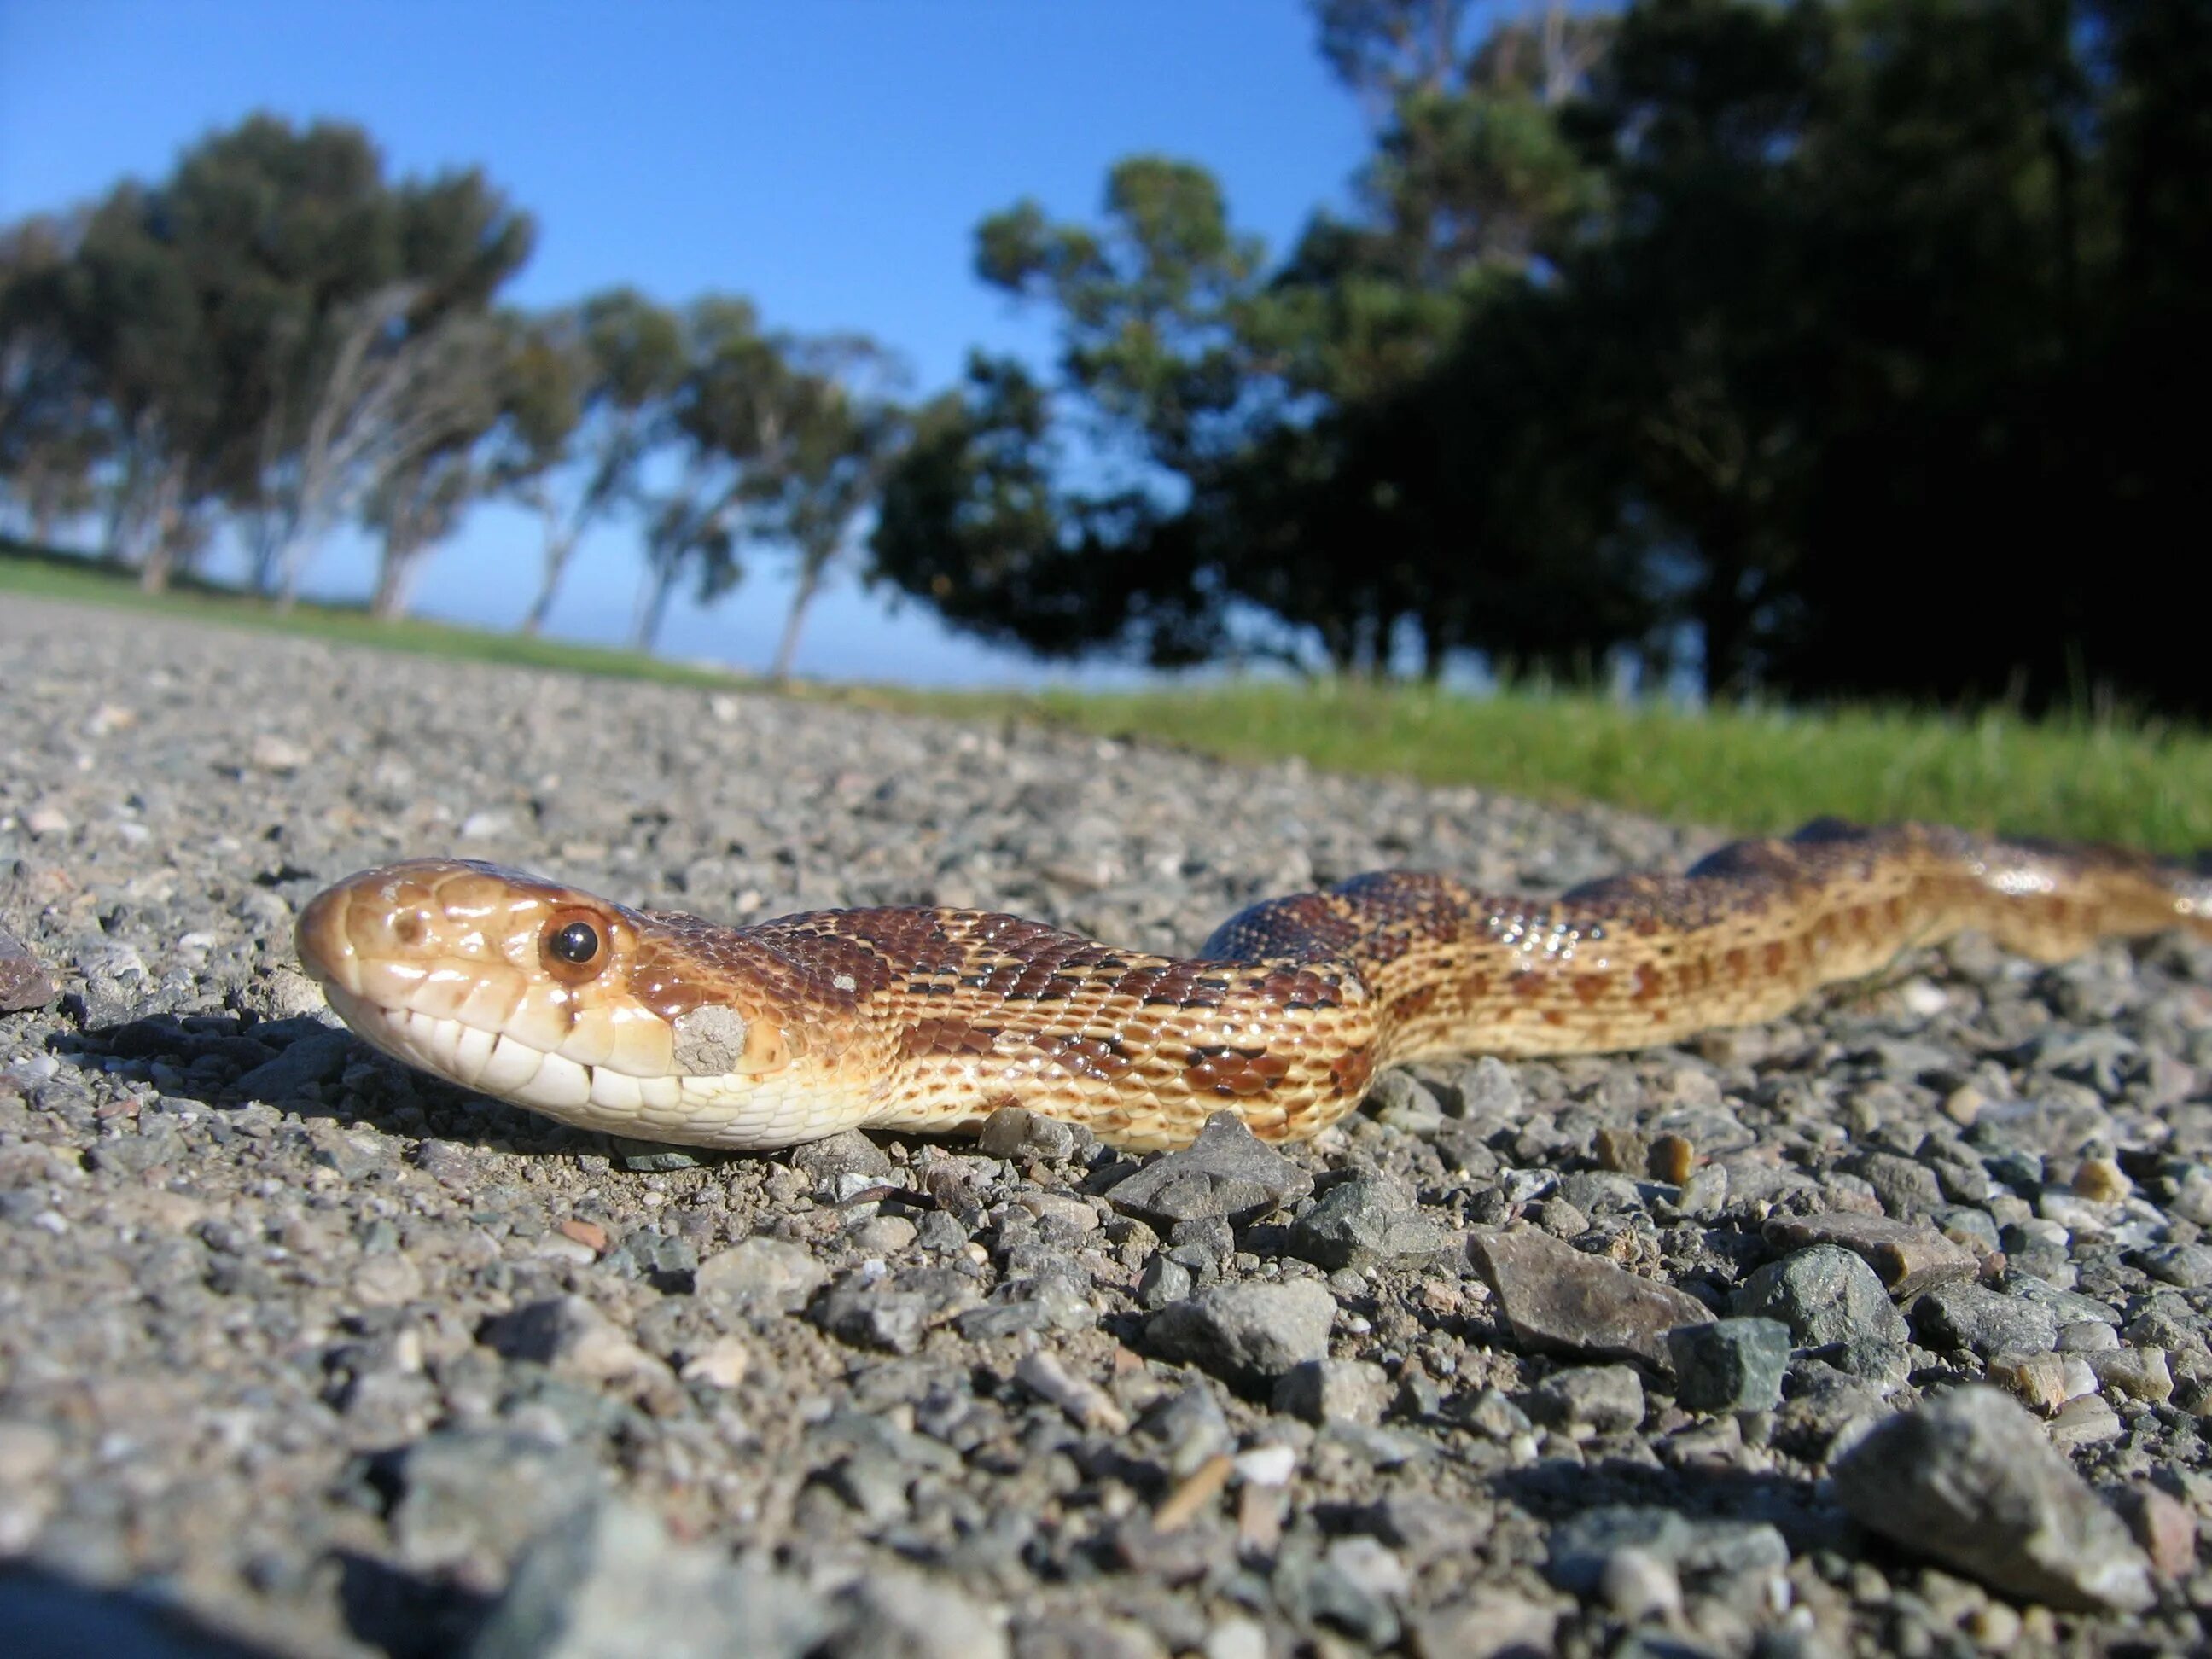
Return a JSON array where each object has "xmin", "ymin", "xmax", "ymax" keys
[
  {"xmin": 9, "ymin": 542, "xmax": 2207, "ymax": 853},
  {"xmin": 856, "ymin": 681, "xmax": 2212, "ymax": 853}
]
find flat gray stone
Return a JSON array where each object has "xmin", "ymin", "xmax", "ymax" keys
[
  {"xmin": 1146, "ymin": 1278, "xmax": 1336, "ymax": 1387},
  {"xmin": 1106, "ymin": 1112, "xmax": 1313, "ymax": 1226},
  {"xmin": 1272, "ymin": 1356, "xmax": 1390, "ymax": 1425},
  {"xmin": 1733, "ymin": 1245, "xmax": 1907, "ymax": 1348},
  {"xmin": 1831, "ymin": 1386, "xmax": 2154, "ymax": 1612},
  {"xmin": 1914, "ymin": 1282, "xmax": 2062, "ymax": 1357},
  {"xmin": 694, "ymin": 1236, "xmax": 830, "ymax": 1313},
  {"xmin": 1287, "ymin": 1173, "xmax": 1447, "ymax": 1271},
  {"xmin": 1524, "ymin": 1364, "xmax": 1645, "ymax": 1434},
  {"xmin": 1468, "ymin": 1227, "xmax": 1712, "ymax": 1367}
]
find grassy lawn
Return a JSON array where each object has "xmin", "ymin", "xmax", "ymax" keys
[{"xmin": 9, "ymin": 542, "xmax": 2207, "ymax": 853}]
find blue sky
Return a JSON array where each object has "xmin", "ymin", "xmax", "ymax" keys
[{"xmin": 0, "ymin": 1, "xmax": 1371, "ymax": 683}]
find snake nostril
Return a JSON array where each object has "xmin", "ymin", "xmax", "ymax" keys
[{"xmin": 394, "ymin": 913, "xmax": 426, "ymax": 947}]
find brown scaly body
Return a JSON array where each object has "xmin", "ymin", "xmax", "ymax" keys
[{"xmin": 294, "ymin": 820, "xmax": 2212, "ymax": 1153}]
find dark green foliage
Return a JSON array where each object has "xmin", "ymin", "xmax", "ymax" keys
[{"xmin": 875, "ymin": 0, "xmax": 2209, "ymax": 712}]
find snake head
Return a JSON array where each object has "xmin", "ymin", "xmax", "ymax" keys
[
  {"xmin": 293, "ymin": 859, "xmax": 835, "ymax": 1146},
  {"xmin": 294, "ymin": 858, "xmax": 677, "ymax": 1102}
]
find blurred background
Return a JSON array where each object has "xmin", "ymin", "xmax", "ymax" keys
[{"xmin": 2, "ymin": 0, "xmax": 2204, "ymax": 710}]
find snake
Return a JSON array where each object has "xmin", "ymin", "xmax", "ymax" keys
[{"xmin": 292, "ymin": 821, "xmax": 2212, "ymax": 1155}]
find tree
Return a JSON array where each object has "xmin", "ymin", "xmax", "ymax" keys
[
  {"xmin": 628, "ymin": 297, "xmax": 779, "ymax": 652},
  {"xmin": 360, "ymin": 317, "xmax": 506, "ymax": 620},
  {"xmin": 870, "ymin": 353, "xmax": 1219, "ymax": 665},
  {"xmin": 754, "ymin": 339, "xmax": 907, "ymax": 683},
  {"xmin": 492, "ymin": 288, "xmax": 685, "ymax": 635},
  {"xmin": 66, "ymin": 182, "xmax": 225, "ymax": 591},
  {"xmin": 0, "ymin": 215, "xmax": 105, "ymax": 543}
]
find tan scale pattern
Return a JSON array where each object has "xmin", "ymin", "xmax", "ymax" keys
[{"xmin": 294, "ymin": 820, "xmax": 2212, "ymax": 1153}]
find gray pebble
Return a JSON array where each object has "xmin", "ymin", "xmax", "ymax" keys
[
  {"xmin": 1831, "ymin": 1385, "xmax": 2153, "ymax": 1612},
  {"xmin": 1146, "ymin": 1279, "xmax": 1336, "ymax": 1388},
  {"xmin": 1733, "ymin": 1245, "xmax": 1908, "ymax": 1348}
]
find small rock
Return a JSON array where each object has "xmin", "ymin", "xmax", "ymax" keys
[
  {"xmin": 694, "ymin": 1237, "xmax": 830, "ymax": 1313},
  {"xmin": 1667, "ymin": 1318, "xmax": 1790, "ymax": 1412},
  {"xmin": 1914, "ymin": 1283, "xmax": 2060, "ymax": 1358},
  {"xmin": 1146, "ymin": 1279, "xmax": 1336, "ymax": 1388},
  {"xmin": 1546, "ymin": 1505, "xmax": 1788, "ymax": 1594},
  {"xmin": 1405, "ymin": 1590, "xmax": 1559, "ymax": 1659},
  {"xmin": 388, "ymin": 1430, "xmax": 605, "ymax": 1575},
  {"xmin": 2113, "ymin": 1486, "xmax": 2197, "ymax": 1579},
  {"xmin": 978, "ymin": 1105, "xmax": 1090, "ymax": 1162},
  {"xmin": 1271, "ymin": 1358, "xmax": 1389, "ymax": 1425},
  {"xmin": 811, "ymin": 1267, "xmax": 976, "ymax": 1354},
  {"xmin": 249, "ymin": 733, "xmax": 310, "ymax": 772},
  {"xmin": 0, "ymin": 932, "xmax": 55, "ymax": 1013},
  {"xmin": 1286, "ymin": 1174, "xmax": 1447, "ymax": 1272},
  {"xmin": 468, "ymin": 1497, "xmax": 835, "ymax": 1659},
  {"xmin": 1467, "ymin": 1227, "xmax": 1711, "ymax": 1367},
  {"xmin": 1846, "ymin": 1150, "xmax": 1944, "ymax": 1220},
  {"xmin": 789, "ymin": 1131, "xmax": 891, "ymax": 1188},
  {"xmin": 1831, "ymin": 1385, "xmax": 2153, "ymax": 1612},
  {"xmin": 1365, "ymin": 1070, "xmax": 1445, "ymax": 1134},
  {"xmin": 558, "ymin": 1219, "xmax": 609, "ymax": 1254},
  {"xmin": 2046, "ymin": 1393, "xmax": 2125, "ymax": 1450},
  {"xmin": 678, "ymin": 1338, "xmax": 752, "ymax": 1389},
  {"xmin": 1525, "ymin": 1364, "xmax": 1645, "ymax": 1435},
  {"xmin": 2139, "ymin": 1242, "xmax": 2212, "ymax": 1289},
  {"xmin": 1106, "ymin": 1113, "xmax": 1313, "ymax": 1227},
  {"xmin": 1761, "ymin": 1212, "xmax": 1977, "ymax": 1299},
  {"xmin": 1733, "ymin": 1245, "xmax": 1908, "ymax": 1348},
  {"xmin": 1598, "ymin": 1547, "xmax": 1683, "ymax": 1624},
  {"xmin": 2087, "ymin": 1345, "xmax": 2173, "ymax": 1403},
  {"xmin": 2071, "ymin": 1156, "xmax": 2131, "ymax": 1203},
  {"xmin": 1984, "ymin": 1351, "xmax": 2098, "ymax": 1415},
  {"xmin": 835, "ymin": 1573, "xmax": 1010, "ymax": 1659},
  {"xmin": 230, "ymin": 1032, "xmax": 352, "ymax": 1102},
  {"xmin": 352, "ymin": 1253, "xmax": 426, "ymax": 1308}
]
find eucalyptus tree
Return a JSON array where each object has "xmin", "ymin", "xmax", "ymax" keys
[
  {"xmin": 66, "ymin": 182, "xmax": 225, "ymax": 590},
  {"xmin": 359, "ymin": 313, "xmax": 506, "ymax": 620},
  {"xmin": 755, "ymin": 337, "xmax": 906, "ymax": 683},
  {"xmin": 629, "ymin": 296, "xmax": 777, "ymax": 652},
  {"xmin": 0, "ymin": 215, "xmax": 105, "ymax": 543},
  {"xmin": 492, "ymin": 288, "xmax": 685, "ymax": 635}
]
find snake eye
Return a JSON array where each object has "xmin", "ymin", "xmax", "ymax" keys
[
  {"xmin": 541, "ymin": 907, "xmax": 613, "ymax": 983},
  {"xmin": 551, "ymin": 922, "xmax": 599, "ymax": 963}
]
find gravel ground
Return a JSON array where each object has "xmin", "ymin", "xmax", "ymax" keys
[{"xmin": 2, "ymin": 593, "xmax": 2209, "ymax": 1659}]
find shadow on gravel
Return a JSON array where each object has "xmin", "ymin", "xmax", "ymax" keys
[
  {"xmin": 334, "ymin": 1552, "xmax": 494, "ymax": 1659},
  {"xmin": 49, "ymin": 1013, "xmax": 622, "ymax": 1159},
  {"xmin": 1496, "ymin": 1452, "xmax": 1847, "ymax": 1551},
  {"xmin": 0, "ymin": 1566, "xmax": 283, "ymax": 1659}
]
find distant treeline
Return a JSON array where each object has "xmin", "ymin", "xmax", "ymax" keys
[{"xmin": 3, "ymin": 0, "xmax": 2206, "ymax": 708}]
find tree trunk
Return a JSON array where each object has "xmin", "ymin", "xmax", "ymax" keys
[
  {"xmin": 766, "ymin": 559, "xmax": 825, "ymax": 684},
  {"xmin": 630, "ymin": 562, "xmax": 677, "ymax": 654},
  {"xmin": 134, "ymin": 466, "xmax": 183, "ymax": 594},
  {"xmin": 1696, "ymin": 548, "xmax": 1756, "ymax": 702},
  {"xmin": 521, "ymin": 509, "xmax": 580, "ymax": 635},
  {"xmin": 371, "ymin": 554, "xmax": 418, "ymax": 620}
]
